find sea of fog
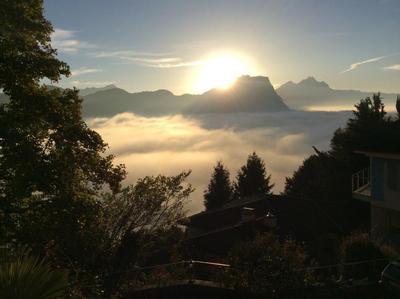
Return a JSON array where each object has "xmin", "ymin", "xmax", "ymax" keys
[{"xmin": 87, "ymin": 110, "xmax": 352, "ymax": 214}]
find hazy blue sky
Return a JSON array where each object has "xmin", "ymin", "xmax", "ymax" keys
[{"xmin": 45, "ymin": 0, "xmax": 400, "ymax": 94}]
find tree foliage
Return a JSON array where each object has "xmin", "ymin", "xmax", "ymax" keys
[
  {"xmin": 234, "ymin": 152, "xmax": 274, "ymax": 199},
  {"xmin": 105, "ymin": 171, "xmax": 193, "ymax": 244},
  {"xmin": 98, "ymin": 172, "xmax": 194, "ymax": 294},
  {"xmin": 0, "ymin": 2, "xmax": 128, "ymax": 296},
  {"xmin": 0, "ymin": 0, "xmax": 69, "ymax": 94},
  {"xmin": 204, "ymin": 161, "xmax": 233, "ymax": 210},
  {"xmin": 284, "ymin": 94, "xmax": 400, "ymax": 236},
  {"xmin": 331, "ymin": 93, "xmax": 390, "ymax": 156},
  {"xmin": 227, "ymin": 233, "xmax": 310, "ymax": 295}
]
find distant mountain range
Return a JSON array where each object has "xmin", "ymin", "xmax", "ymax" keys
[
  {"xmin": 82, "ymin": 75, "xmax": 289, "ymax": 117},
  {"xmin": 1, "ymin": 76, "xmax": 397, "ymax": 116},
  {"xmin": 0, "ymin": 84, "xmax": 117, "ymax": 103},
  {"xmin": 78, "ymin": 84, "xmax": 118, "ymax": 97},
  {"xmin": 276, "ymin": 77, "xmax": 398, "ymax": 111}
]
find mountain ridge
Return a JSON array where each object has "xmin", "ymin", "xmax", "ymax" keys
[
  {"xmin": 82, "ymin": 75, "xmax": 289, "ymax": 117},
  {"xmin": 277, "ymin": 77, "xmax": 398, "ymax": 110}
]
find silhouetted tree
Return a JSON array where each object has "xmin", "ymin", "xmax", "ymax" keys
[
  {"xmin": 331, "ymin": 93, "xmax": 387, "ymax": 156},
  {"xmin": 204, "ymin": 161, "xmax": 233, "ymax": 210},
  {"xmin": 234, "ymin": 152, "xmax": 274, "ymax": 199},
  {"xmin": 396, "ymin": 95, "xmax": 400, "ymax": 119},
  {"xmin": 284, "ymin": 94, "xmax": 400, "ymax": 237},
  {"xmin": 100, "ymin": 171, "xmax": 193, "ymax": 294},
  {"xmin": 0, "ymin": 0, "xmax": 126, "ymax": 272}
]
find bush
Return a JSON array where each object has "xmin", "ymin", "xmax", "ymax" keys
[
  {"xmin": 340, "ymin": 232, "xmax": 392, "ymax": 280},
  {"xmin": 226, "ymin": 233, "xmax": 312, "ymax": 296},
  {"xmin": 0, "ymin": 246, "xmax": 69, "ymax": 299}
]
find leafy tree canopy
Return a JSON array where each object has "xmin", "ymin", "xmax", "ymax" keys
[
  {"xmin": 0, "ymin": 0, "xmax": 69, "ymax": 94},
  {"xmin": 98, "ymin": 172, "xmax": 194, "ymax": 294},
  {"xmin": 0, "ymin": 0, "xmax": 126, "ymax": 260}
]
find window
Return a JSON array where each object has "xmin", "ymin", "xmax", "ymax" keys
[{"xmin": 387, "ymin": 161, "xmax": 400, "ymax": 191}]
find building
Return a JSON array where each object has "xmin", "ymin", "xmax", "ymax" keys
[
  {"xmin": 183, "ymin": 195, "xmax": 339, "ymax": 259},
  {"xmin": 352, "ymin": 151, "xmax": 400, "ymax": 245}
]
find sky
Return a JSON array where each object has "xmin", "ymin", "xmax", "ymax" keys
[
  {"xmin": 45, "ymin": 0, "xmax": 400, "ymax": 94},
  {"xmin": 42, "ymin": 0, "xmax": 400, "ymax": 213}
]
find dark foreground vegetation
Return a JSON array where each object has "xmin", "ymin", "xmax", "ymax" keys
[{"xmin": 1, "ymin": 1, "xmax": 400, "ymax": 298}]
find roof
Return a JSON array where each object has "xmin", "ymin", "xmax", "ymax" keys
[
  {"xmin": 184, "ymin": 195, "xmax": 275, "ymax": 231},
  {"xmin": 188, "ymin": 195, "xmax": 276, "ymax": 221},
  {"xmin": 355, "ymin": 151, "xmax": 400, "ymax": 160}
]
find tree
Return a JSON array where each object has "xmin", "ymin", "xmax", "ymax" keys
[
  {"xmin": 283, "ymin": 94, "xmax": 399, "ymax": 238},
  {"xmin": 99, "ymin": 172, "xmax": 194, "ymax": 294},
  {"xmin": 226, "ymin": 233, "xmax": 310, "ymax": 296},
  {"xmin": 234, "ymin": 152, "xmax": 274, "ymax": 199},
  {"xmin": 396, "ymin": 95, "xmax": 400, "ymax": 119},
  {"xmin": 204, "ymin": 161, "xmax": 233, "ymax": 210},
  {"xmin": 0, "ymin": 0, "xmax": 126, "ymax": 267},
  {"xmin": 0, "ymin": 0, "xmax": 69, "ymax": 94},
  {"xmin": 331, "ymin": 93, "xmax": 388, "ymax": 156}
]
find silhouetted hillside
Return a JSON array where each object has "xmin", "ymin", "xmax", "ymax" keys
[
  {"xmin": 79, "ymin": 84, "xmax": 117, "ymax": 96},
  {"xmin": 82, "ymin": 75, "xmax": 289, "ymax": 117},
  {"xmin": 277, "ymin": 76, "xmax": 398, "ymax": 110}
]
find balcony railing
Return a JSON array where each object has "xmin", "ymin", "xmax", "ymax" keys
[
  {"xmin": 123, "ymin": 258, "xmax": 391, "ymax": 296},
  {"xmin": 352, "ymin": 167, "xmax": 370, "ymax": 192}
]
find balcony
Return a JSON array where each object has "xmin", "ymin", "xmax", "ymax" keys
[{"xmin": 352, "ymin": 167, "xmax": 371, "ymax": 202}]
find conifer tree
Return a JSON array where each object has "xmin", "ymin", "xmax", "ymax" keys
[
  {"xmin": 204, "ymin": 161, "xmax": 233, "ymax": 210},
  {"xmin": 234, "ymin": 152, "xmax": 274, "ymax": 199}
]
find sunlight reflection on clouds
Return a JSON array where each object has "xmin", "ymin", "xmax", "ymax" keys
[{"xmin": 88, "ymin": 111, "xmax": 350, "ymax": 214}]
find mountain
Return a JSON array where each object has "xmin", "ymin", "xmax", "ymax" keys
[
  {"xmin": 0, "ymin": 84, "xmax": 116, "ymax": 104},
  {"xmin": 82, "ymin": 75, "xmax": 289, "ymax": 117},
  {"xmin": 78, "ymin": 84, "xmax": 117, "ymax": 97},
  {"xmin": 277, "ymin": 77, "xmax": 398, "ymax": 110},
  {"xmin": 184, "ymin": 75, "xmax": 288, "ymax": 114},
  {"xmin": 83, "ymin": 88, "xmax": 189, "ymax": 117}
]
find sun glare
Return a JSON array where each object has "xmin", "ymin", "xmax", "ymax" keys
[{"xmin": 194, "ymin": 54, "xmax": 250, "ymax": 93}]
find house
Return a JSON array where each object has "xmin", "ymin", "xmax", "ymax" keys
[
  {"xmin": 352, "ymin": 151, "xmax": 400, "ymax": 245},
  {"xmin": 183, "ymin": 195, "xmax": 340, "ymax": 259}
]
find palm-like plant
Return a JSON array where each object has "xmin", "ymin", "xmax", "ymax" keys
[{"xmin": 0, "ymin": 246, "xmax": 69, "ymax": 299}]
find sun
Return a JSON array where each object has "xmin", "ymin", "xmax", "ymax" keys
[{"xmin": 194, "ymin": 54, "xmax": 250, "ymax": 93}]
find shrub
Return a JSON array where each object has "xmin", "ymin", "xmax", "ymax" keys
[
  {"xmin": 0, "ymin": 246, "xmax": 69, "ymax": 299},
  {"xmin": 226, "ymin": 233, "xmax": 312, "ymax": 296},
  {"xmin": 340, "ymin": 232, "xmax": 390, "ymax": 280}
]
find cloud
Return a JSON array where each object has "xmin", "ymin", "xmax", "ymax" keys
[
  {"xmin": 70, "ymin": 80, "xmax": 116, "ymax": 87},
  {"xmin": 71, "ymin": 67, "xmax": 102, "ymax": 77},
  {"xmin": 340, "ymin": 52, "xmax": 400, "ymax": 73},
  {"xmin": 51, "ymin": 28, "xmax": 95, "ymax": 53},
  {"xmin": 95, "ymin": 50, "xmax": 171, "ymax": 58},
  {"xmin": 87, "ymin": 111, "xmax": 350, "ymax": 214},
  {"xmin": 383, "ymin": 64, "xmax": 400, "ymax": 71},
  {"xmin": 148, "ymin": 60, "xmax": 205, "ymax": 68},
  {"xmin": 340, "ymin": 55, "xmax": 388, "ymax": 73},
  {"xmin": 94, "ymin": 50, "xmax": 204, "ymax": 68}
]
